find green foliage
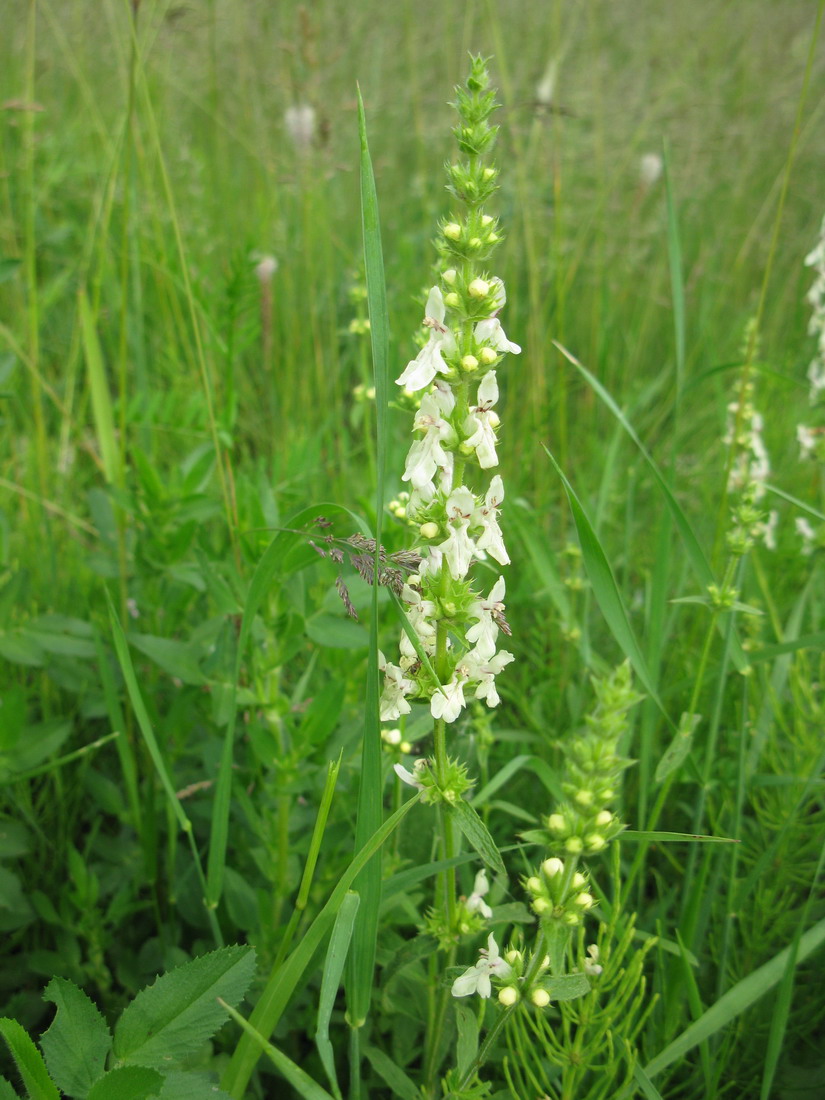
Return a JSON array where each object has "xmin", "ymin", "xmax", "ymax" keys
[
  {"xmin": 0, "ymin": 948, "xmax": 252, "ymax": 1099},
  {"xmin": 1, "ymin": 4, "xmax": 824, "ymax": 1099}
]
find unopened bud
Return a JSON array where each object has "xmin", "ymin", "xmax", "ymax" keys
[
  {"xmin": 468, "ymin": 278, "xmax": 490, "ymax": 298},
  {"xmin": 419, "ymin": 522, "xmax": 439, "ymax": 539},
  {"xmin": 443, "ymin": 222, "xmax": 462, "ymax": 241},
  {"xmin": 541, "ymin": 857, "xmax": 564, "ymax": 878},
  {"xmin": 479, "ymin": 347, "xmax": 497, "ymax": 366},
  {"xmin": 498, "ymin": 987, "xmax": 518, "ymax": 1006},
  {"xmin": 531, "ymin": 988, "xmax": 550, "ymax": 1007},
  {"xmin": 461, "ymin": 355, "xmax": 479, "ymax": 372}
]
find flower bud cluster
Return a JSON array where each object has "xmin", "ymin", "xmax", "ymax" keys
[
  {"xmin": 524, "ymin": 857, "xmax": 595, "ymax": 930},
  {"xmin": 531, "ymin": 662, "xmax": 639, "ymax": 856},
  {"xmin": 379, "ymin": 57, "xmax": 519, "ymax": 728},
  {"xmin": 723, "ymin": 380, "xmax": 777, "ymax": 551},
  {"xmin": 392, "ymin": 754, "xmax": 472, "ymax": 806}
]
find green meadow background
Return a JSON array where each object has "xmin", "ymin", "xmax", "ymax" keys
[{"xmin": 1, "ymin": 1, "xmax": 823, "ymax": 1097}]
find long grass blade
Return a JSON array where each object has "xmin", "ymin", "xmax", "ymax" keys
[
  {"xmin": 642, "ymin": 916, "xmax": 825, "ymax": 1079},
  {"xmin": 543, "ymin": 445, "xmax": 675, "ymax": 730},
  {"xmin": 346, "ymin": 85, "xmax": 391, "ymax": 1039},
  {"xmin": 315, "ymin": 891, "xmax": 360, "ymax": 1100},
  {"xmin": 553, "ymin": 342, "xmax": 750, "ymax": 674},
  {"xmin": 220, "ymin": 795, "xmax": 419, "ymax": 1098}
]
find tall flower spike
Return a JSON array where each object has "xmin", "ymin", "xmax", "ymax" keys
[{"xmin": 380, "ymin": 55, "xmax": 518, "ymax": 735}]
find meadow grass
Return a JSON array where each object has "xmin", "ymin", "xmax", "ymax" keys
[{"xmin": 1, "ymin": 2, "xmax": 824, "ymax": 1098}]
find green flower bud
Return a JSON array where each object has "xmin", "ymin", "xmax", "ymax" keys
[
  {"xmin": 468, "ymin": 278, "xmax": 490, "ymax": 298},
  {"xmin": 498, "ymin": 986, "xmax": 518, "ymax": 1006},
  {"xmin": 419, "ymin": 521, "xmax": 440, "ymax": 539},
  {"xmin": 531, "ymin": 988, "xmax": 550, "ymax": 1007},
  {"xmin": 479, "ymin": 347, "xmax": 497, "ymax": 365},
  {"xmin": 565, "ymin": 836, "xmax": 584, "ymax": 854},
  {"xmin": 461, "ymin": 354, "xmax": 479, "ymax": 372},
  {"xmin": 444, "ymin": 291, "xmax": 461, "ymax": 308},
  {"xmin": 444, "ymin": 222, "xmax": 462, "ymax": 240},
  {"xmin": 442, "ymin": 268, "xmax": 457, "ymax": 285}
]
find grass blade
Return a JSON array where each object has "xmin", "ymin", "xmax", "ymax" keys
[
  {"xmin": 643, "ymin": 916, "xmax": 825, "ymax": 1079},
  {"xmin": 219, "ymin": 1001, "xmax": 335, "ymax": 1100},
  {"xmin": 543, "ymin": 445, "xmax": 675, "ymax": 730},
  {"xmin": 316, "ymin": 891, "xmax": 360, "ymax": 1100},
  {"xmin": 553, "ymin": 342, "xmax": 750, "ymax": 674},
  {"xmin": 346, "ymin": 85, "xmax": 391, "ymax": 1037},
  {"xmin": 220, "ymin": 795, "xmax": 419, "ymax": 1098}
]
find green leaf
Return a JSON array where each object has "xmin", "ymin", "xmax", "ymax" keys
[
  {"xmin": 40, "ymin": 977, "xmax": 112, "ymax": 1098},
  {"xmin": 126, "ymin": 632, "xmax": 205, "ymax": 686},
  {"xmin": 654, "ymin": 713, "xmax": 701, "ymax": 783},
  {"xmin": 315, "ymin": 892, "xmax": 360, "ymax": 1100},
  {"xmin": 553, "ymin": 343, "xmax": 751, "ymax": 673},
  {"xmin": 362, "ymin": 1046, "xmax": 420, "ymax": 1100},
  {"xmin": 305, "ymin": 614, "xmax": 368, "ymax": 650},
  {"xmin": 220, "ymin": 796, "xmax": 419, "ymax": 1098},
  {"xmin": 545, "ymin": 973, "xmax": 591, "ymax": 1001},
  {"xmin": 113, "ymin": 946, "xmax": 256, "ymax": 1070},
  {"xmin": 643, "ymin": 916, "xmax": 825, "ymax": 1079},
  {"xmin": 544, "ymin": 444, "xmax": 676, "ymax": 731},
  {"xmin": 449, "ymin": 799, "xmax": 506, "ymax": 875},
  {"xmin": 85, "ymin": 1066, "xmax": 163, "ymax": 1100},
  {"xmin": 346, "ymin": 84, "xmax": 391, "ymax": 1036},
  {"xmin": 218, "ymin": 1002, "xmax": 335, "ymax": 1100},
  {"xmin": 0, "ymin": 1018, "xmax": 60, "ymax": 1100},
  {"xmin": 454, "ymin": 1003, "xmax": 478, "ymax": 1080},
  {"xmin": 0, "ymin": 1076, "xmax": 20, "ymax": 1100},
  {"xmin": 79, "ymin": 288, "xmax": 120, "ymax": 487},
  {"xmin": 157, "ymin": 1071, "xmax": 232, "ymax": 1099}
]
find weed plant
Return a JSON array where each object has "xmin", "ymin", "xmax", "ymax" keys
[{"xmin": 1, "ymin": 2, "xmax": 824, "ymax": 1099}]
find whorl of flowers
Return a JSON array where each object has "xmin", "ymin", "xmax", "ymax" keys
[
  {"xmin": 379, "ymin": 57, "xmax": 519, "ymax": 728},
  {"xmin": 795, "ymin": 216, "xmax": 825, "ymax": 554},
  {"xmin": 723, "ymin": 376, "xmax": 777, "ymax": 552}
]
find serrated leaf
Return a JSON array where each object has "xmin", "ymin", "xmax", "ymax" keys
[
  {"xmin": 449, "ymin": 799, "xmax": 505, "ymax": 875},
  {"xmin": 86, "ymin": 1065, "xmax": 163, "ymax": 1100},
  {"xmin": 41, "ymin": 977, "xmax": 112, "ymax": 1097},
  {"xmin": 0, "ymin": 1018, "xmax": 60, "ymax": 1099},
  {"xmin": 113, "ymin": 946, "xmax": 256, "ymax": 1070},
  {"xmin": 655, "ymin": 713, "xmax": 701, "ymax": 784}
]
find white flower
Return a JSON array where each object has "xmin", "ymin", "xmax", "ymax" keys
[
  {"xmin": 451, "ymin": 933, "xmax": 512, "ymax": 998},
  {"xmin": 284, "ymin": 104, "xmax": 316, "ymax": 151},
  {"xmin": 396, "ymin": 287, "xmax": 456, "ymax": 390},
  {"xmin": 378, "ymin": 652, "xmax": 416, "ymax": 720},
  {"xmin": 639, "ymin": 152, "xmax": 663, "ymax": 188},
  {"xmin": 808, "ymin": 359, "xmax": 825, "ymax": 400},
  {"xmin": 403, "ymin": 393, "xmax": 456, "ymax": 489},
  {"xmin": 439, "ymin": 486, "xmax": 477, "ymax": 579},
  {"xmin": 394, "ymin": 760, "xmax": 426, "ymax": 790},
  {"xmin": 466, "ymin": 575, "xmax": 506, "ymax": 660},
  {"xmin": 430, "ymin": 673, "xmax": 467, "ymax": 723},
  {"xmin": 463, "ymin": 371, "xmax": 500, "ymax": 469},
  {"xmin": 466, "ymin": 869, "xmax": 493, "ymax": 919},
  {"xmin": 474, "ymin": 316, "xmax": 521, "ymax": 356},
  {"xmin": 756, "ymin": 509, "xmax": 779, "ymax": 551},
  {"xmin": 399, "ymin": 585, "xmax": 438, "ymax": 658},
  {"xmin": 474, "ymin": 475, "xmax": 509, "ymax": 566},
  {"xmin": 796, "ymin": 516, "xmax": 816, "ymax": 555},
  {"xmin": 462, "ymin": 648, "xmax": 515, "ymax": 707},
  {"xmin": 584, "ymin": 944, "xmax": 603, "ymax": 977},
  {"xmin": 798, "ymin": 424, "xmax": 816, "ymax": 458}
]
